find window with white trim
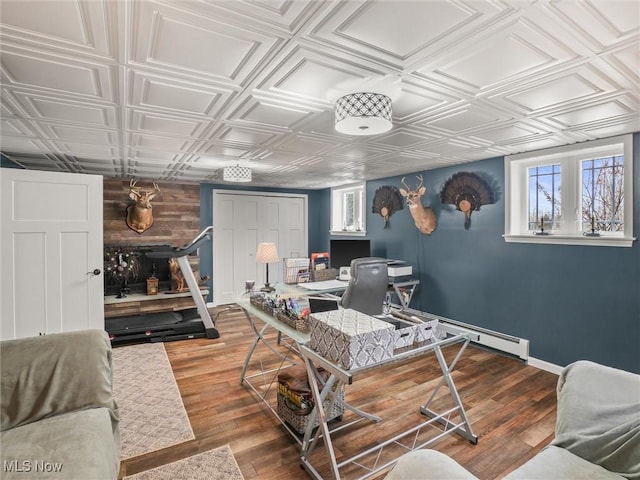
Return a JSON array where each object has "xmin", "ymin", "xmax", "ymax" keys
[
  {"xmin": 331, "ymin": 182, "xmax": 366, "ymax": 235},
  {"xmin": 504, "ymin": 134, "xmax": 635, "ymax": 247}
]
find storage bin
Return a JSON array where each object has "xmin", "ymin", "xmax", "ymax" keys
[
  {"xmin": 309, "ymin": 309, "xmax": 394, "ymax": 370},
  {"xmin": 277, "ymin": 390, "xmax": 344, "ymax": 435}
]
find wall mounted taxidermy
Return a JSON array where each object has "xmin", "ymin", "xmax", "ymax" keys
[{"xmin": 126, "ymin": 180, "xmax": 160, "ymax": 234}]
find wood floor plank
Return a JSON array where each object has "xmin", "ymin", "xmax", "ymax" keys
[{"xmin": 117, "ymin": 307, "xmax": 558, "ymax": 480}]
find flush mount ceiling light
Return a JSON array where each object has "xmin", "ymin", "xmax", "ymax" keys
[
  {"xmin": 223, "ymin": 164, "xmax": 252, "ymax": 182},
  {"xmin": 335, "ymin": 92, "xmax": 392, "ymax": 136}
]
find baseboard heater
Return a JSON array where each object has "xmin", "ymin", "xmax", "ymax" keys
[{"xmin": 403, "ymin": 307, "xmax": 530, "ymax": 361}]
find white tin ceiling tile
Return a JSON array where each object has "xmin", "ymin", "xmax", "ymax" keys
[
  {"xmin": 130, "ymin": 71, "xmax": 235, "ymax": 116},
  {"xmin": 1, "ymin": 117, "xmax": 37, "ymax": 137},
  {"xmin": 553, "ymin": 101, "xmax": 635, "ymax": 128},
  {"xmin": 198, "ymin": 144, "xmax": 250, "ymax": 159},
  {"xmin": 424, "ymin": 106, "xmax": 503, "ymax": 133},
  {"xmin": 236, "ymin": 99, "xmax": 312, "ymax": 128},
  {"xmin": 0, "ymin": 0, "xmax": 113, "ymax": 57},
  {"xmin": 216, "ymin": 125, "xmax": 278, "ymax": 146},
  {"xmin": 130, "ymin": 1, "xmax": 281, "ymax": 83},
  {"xmin": 272, "ymin": 134, "xmax": 336, "ymax": 155},
  {"xmin": 549, "ymin": 0, "xmax": 640, "ymax": 47},
  {"xmin": 502, "ymin": 73, "xmax": 611, "ymax": 112},
  {"xmin": 131, "ymin": 133, "xmax": 193, "ymax": 152},
  {"xmin": 129, "ymin": 148, "xmax": 182, "ymax": 162},
  {"xmin": 334, "ymin": 0, "xmax": 477, "ymax": 57},
  {"xmin": 209, "ymin": 0, "xmax": 320, "ymax": 32},
  {"xmin": 369, "ymin": 130, "xmax": 433, "ymax": 149},
  {"xmin": 41, "ymin": 124, "xmax": 116, "ymax": 146},
  {"xmin": 0, "ymin": 136, "xmax": 48, "ymax": 155},
  {"xmin": 433, "ymin": 29, "xmax": 558, "ymax": 91},
  {"xmin": 310, "ymin": 0, "xmax": 506, "ymax": 65},
  {"xmin": 261, "ymin": 45, "xmax": 386, "ymax": 102},
  {"xmin": 58, "ymin": 143, "xmax": 118, "ymax": 160},
  {"xmin": 131, "ymin": 110, "xmax": 208, "ymax": 138},
  {"xmin": 471, "ymin": 122, "xmax": 548, "ymax": 144},
  {"xmin": 1, "ymin": 46, "xmax": 114, "ymax": 100},
  {"xmin": 12, "ymin": 92, "xmax": 116, "ymax": 127},
  {"xmin": 392, "ymin": 86, "xmax": 453, "ymax": 123}
]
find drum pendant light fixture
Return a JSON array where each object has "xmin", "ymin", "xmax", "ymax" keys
[
  {"xmin": 223, "ymin": 164, "xmax": 252, "ymax": 182},
  {"xmin": 335, "ymin": 92, "xmax": 392, "ymax": 136}
]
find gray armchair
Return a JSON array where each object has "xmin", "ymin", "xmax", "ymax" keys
[{"xmin": 340, "ymin": 257, "xmax": 389, "ymax": 316}]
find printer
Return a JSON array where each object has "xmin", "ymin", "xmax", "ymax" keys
[{"xmin": 387, "ymin": 260, "xmax": 412, "ymax": 278}]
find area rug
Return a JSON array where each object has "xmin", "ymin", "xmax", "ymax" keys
[
  {"xmin": 112, "ymin": 342, "xmax": 195, "ymax": 459},
  {"xmin": 124, "ymin": 445, "xmax": 244, "ymax": 480}
]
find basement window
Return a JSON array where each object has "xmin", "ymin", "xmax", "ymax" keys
[
  {"xmin": 504, "ymin": 134, "xmax": 635, "ymax": 247},
  {"xmin": 330, "ymin": 182, "xmax": 366, "ymax": 236}
]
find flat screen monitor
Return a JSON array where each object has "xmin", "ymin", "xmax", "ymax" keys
[
  {"xmin": 308, "ymin": 296, "xmax": 340, "ymax": 314},
  {"xmin": 330, "ymin": 239, "xmax": 371, "ymax": 269}
]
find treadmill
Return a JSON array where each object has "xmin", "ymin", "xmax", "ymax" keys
[{"xmin": 106, "ymin": 227, "xmax": 220, "ymax": 345}]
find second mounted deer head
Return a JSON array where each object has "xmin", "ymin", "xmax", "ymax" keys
[
  {"xmin": 400, "ymin": 175, "xmax": 437, "ymax": 235},
  {"xmin": 126, "ymin": 179, "xmax": 160, "ymax": 234}
]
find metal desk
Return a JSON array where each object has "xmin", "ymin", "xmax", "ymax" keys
[{"xmin": 237, "ymin": 291, "xmax": 478, "ymax": 480}]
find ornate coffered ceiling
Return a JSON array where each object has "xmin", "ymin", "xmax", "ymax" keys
[{"xmin": 1, "ymin": 0, "xmax": 638, "ymax": 188}]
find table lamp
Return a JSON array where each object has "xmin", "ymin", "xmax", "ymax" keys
[{"xmin": 256, "ymin": 242, "xmax": 279, "ymax": 292}]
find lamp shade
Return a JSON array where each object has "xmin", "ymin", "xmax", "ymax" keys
[
  {"xmin": 223, "ymin": 165, "xmax": 252, "ymax": 182},
  {"xmin": 335, "ymin": 92, "xmax": 392, "ymax": 136},
  {"xmin": 255, "ymin": 243, "xmax": 279, "ymax": 263}
]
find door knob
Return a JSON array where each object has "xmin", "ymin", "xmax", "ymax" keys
[{"xmin": 88, "ymin": 269, "xmax": 101, "ymax": 276}]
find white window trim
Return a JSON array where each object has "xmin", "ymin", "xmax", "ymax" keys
[
  {"xmin": 330, "ymin": 182, "xmax": 367, "ymax": 236},
  {"xmin": 504, "ymin": 134, "xmax": 635, "ymax": 247}
]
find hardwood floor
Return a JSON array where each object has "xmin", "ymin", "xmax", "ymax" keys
[{"xmin": 117, "ymin": 306, "xmax": 558, "ymax": 480}]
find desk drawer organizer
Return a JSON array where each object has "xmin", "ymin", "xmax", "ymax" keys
[{"xmin": 309, "ymin": 309, "xmax": 394, "ymax": 369}]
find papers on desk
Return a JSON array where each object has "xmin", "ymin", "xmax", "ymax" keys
[{"xmin": 296, "ymin": 279, "xmax": 348, "ymax": 291}]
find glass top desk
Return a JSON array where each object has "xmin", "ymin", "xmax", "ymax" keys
[{"xmin": 235, "ymin": 284, "xmax": 478, "ymax": 480}]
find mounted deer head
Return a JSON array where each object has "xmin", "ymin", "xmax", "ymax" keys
[
  {"xmin": 125, "ymin": 179, "xmax": 160, "ymax": 234},
  {"xmin": 400, "ymin": 175, "xmax": 437, "ymax": 235}
]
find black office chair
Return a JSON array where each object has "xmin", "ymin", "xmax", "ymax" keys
[{"xmin": 340, "ymin": 257, "xmax": 389, "ymax": 316}]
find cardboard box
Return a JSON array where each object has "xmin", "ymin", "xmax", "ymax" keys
[{"xmin": 309, "ymin": 309, "xmax": 394, "ymax": 370}]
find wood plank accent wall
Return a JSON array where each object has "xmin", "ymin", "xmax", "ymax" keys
[{"xmin": 103, "ymin": 178, "xmax": 200, "ymax": 247}]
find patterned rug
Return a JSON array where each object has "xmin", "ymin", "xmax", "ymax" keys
[
  {"xmin": 112, "ymin": 342, "xmax": 195, "ymax": 459},
  {"xmin": 124, "ymin": 445, "xmax": 244, "ymax": 480}
]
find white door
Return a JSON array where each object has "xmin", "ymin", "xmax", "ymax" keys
[
  {"xmin": 1, "ymin": 169, "xmax": 104, "ymax": 339},
  {"xmin": 213, "ymin": 191, "xmax": 307, "ymax": 305}
]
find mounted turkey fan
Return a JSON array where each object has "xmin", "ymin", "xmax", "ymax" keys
[
  {"xmin": 440, "ymin": 172, "xmax": 497, "ymax": 230},
  {"xmin": 372, "ymin": 185, "xmax": 404, "ymax": 228}
]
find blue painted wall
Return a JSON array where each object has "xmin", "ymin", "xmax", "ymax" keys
[
  {"xmin": 362, "ymin": 134, "xmax": 640, "ymax": 374},
  {"xmin": 1, "ymin": 154, "xmax": 23, "ymax": 169},
  {"xmin": 199, "ymin": 135, "xmax": 639, "ymax": 373}
]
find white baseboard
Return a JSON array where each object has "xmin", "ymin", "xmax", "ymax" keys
[{"xmin": 527, "ymin": 357, "xmax": 563, "ymax": 375}]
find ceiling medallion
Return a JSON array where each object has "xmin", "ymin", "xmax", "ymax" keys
[
  {"xmin": 335, "ymin": 92, "xmax": 392, "ymax": 136},
  {"xmin": 223, "ymin": 165, "xmax": 252, "ymax": 182}
]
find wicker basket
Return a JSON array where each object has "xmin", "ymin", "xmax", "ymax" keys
[
  {"xmin": 276, "ymin": 389, "xmax": 344, "ymax": 434},
  {"xmin": 310, "ymin": 268, "xmax": 338, "ymax": 282},
  {"xmin": 275, "ymin": 310, "xmax": 310, "ymax": 332}
]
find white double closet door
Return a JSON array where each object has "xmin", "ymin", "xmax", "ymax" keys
[{"xmin": 212, "ymin": 190, "xmax": 307, "ymax": 306}]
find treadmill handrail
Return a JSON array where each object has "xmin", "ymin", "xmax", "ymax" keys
[
  {"xmin": 145, "ymin": 226, "xmax": 213, "ymax": 258},
  {"xmin": 174, "ymin": 226, "xmax": 213, "ymax": 256}
]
